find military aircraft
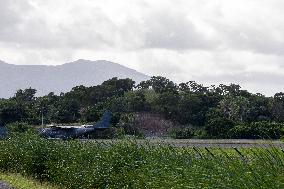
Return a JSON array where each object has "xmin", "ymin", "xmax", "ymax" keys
[{"xmin": 39, "ymin": 111, "xmax": 111, "ymax": 139}]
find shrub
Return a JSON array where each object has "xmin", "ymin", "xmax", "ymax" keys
[
  {"xmin": 170, "ymin": 127, "xmax": 195, "ymax": 139},
  {"xmin": 205, "ymin": 118, "xmax": 236, "ymax": 138},
  {"xmin": 86, "ymin": 127, "xmax": 125, "ymax": 139},
  {"xmin": 229, "ymin": 121, "xmax": 284, "ymax": 139},
  {"xmin": 6, "ymin": 122, "xmax": 33, "ymax": 134}
]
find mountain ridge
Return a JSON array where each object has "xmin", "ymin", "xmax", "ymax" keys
[{"xmin": 0, "ymin": 59, "xmax": 149, "ymax": 98}]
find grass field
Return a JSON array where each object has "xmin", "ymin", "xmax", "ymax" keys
[
  {"xmin": 1, "ymin": 134, "xmax": 284, "ymax": 188},
  {"xmin": 86, "ymin": 138, "xmax": 284, "ymax": 148}
]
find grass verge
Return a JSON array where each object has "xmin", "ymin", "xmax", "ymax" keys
[{"xmin": 0, "ymin": 172, "xmax": 59, "ymax": 189}]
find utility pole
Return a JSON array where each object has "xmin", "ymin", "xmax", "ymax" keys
[{"xmin": 41, "ymin": 108, "xmax": 44, "ymax": 126}]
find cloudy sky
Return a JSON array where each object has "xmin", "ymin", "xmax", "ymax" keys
[{"xmin": 1, "ymin": 0, "xmax": 284, "ymax": 96}]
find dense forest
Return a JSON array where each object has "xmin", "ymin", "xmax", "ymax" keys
[{"xmin": 1, "ymin": 76, "xmax": 284, "ymax": 139}]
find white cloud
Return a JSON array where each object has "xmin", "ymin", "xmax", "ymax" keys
[{"xmin": 0, "ymin": 0, "xmax": 284, "ymax": 96}]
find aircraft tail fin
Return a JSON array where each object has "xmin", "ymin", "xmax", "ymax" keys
[{"xmin": 93, "ymin": 110, "xmax": 112, "ymax": 129}]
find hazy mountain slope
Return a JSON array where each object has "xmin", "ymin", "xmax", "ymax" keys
[{"xmin": 0, "ymin": 59, "xmax": 149, "ymax": 98}]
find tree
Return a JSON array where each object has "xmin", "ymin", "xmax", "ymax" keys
[
  {"xmin": 123, "ymin": 90, "xmax": 146, "ymax": 112},
  {"xmin": 179, "ymin": 81, "xmax": 208, "ymax": 94},
  {"xmin": 52, "ymin": 99, "xmax": 80, "ymax": 123},
  {"xmin": 155, "ymin": 91, "xmax": 180, "ymax": 120},
  {"xmin": 246, "ymin": 94, "xmax": 271, "ymax": 122},
  {"xmin": 0, "ymin": 99, "xmax": 27, "ymax": 124},
  {"xmin": 14, "ymin": 88, "xmax": 37, "ymax": 102},
  {"xmin": 271, "ymin": 92, "xmax": 284, "ymax": 122},
  {"xmin": 137, "ymin": 76, "xmax": 178, "ymax": 94},
  {"xmin": 217, "ymin": 95, "xmax": 249, "ymax": 123},
  {"xmin": 101, "ymin": 77, "xmax": 135, "ymax": 97},
  {"xmin": 177, "ymin": 93, "xmax": 204, "ymax": 125}
]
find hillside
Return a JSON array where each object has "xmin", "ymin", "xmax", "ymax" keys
[{"xmin": 0, "ymin": 59, "xmax": 149, "ymax": 98}]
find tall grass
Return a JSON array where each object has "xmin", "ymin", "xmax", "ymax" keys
[{"xmin": 0, "ymin": 134, "xmax": 284, "ymax": 188}]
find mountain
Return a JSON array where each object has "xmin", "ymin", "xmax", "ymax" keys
[{"xmin": 0, "ymin": 59, "xmax": 149, "ymax": 98}]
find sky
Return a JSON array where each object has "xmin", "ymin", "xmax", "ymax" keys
[{"xmin": 1, "ymin": 0, "xmax": 284, "ymax": 96}]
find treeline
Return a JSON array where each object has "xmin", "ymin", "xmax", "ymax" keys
[{"xmin": 1, "ymin": 76, "xmax": 284, "ymax": 139}]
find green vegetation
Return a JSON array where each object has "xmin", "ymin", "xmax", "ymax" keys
[
  {"xmin": 1, "ymin": 76, "xmax": 284, "ymax": 139},
  {"xmin": 0, "ymin": 172, "xmax": 59, "ymax": 189},
  {"xmin": 0, "ymin": 134, "xmax": 284, "ymax": 188}
]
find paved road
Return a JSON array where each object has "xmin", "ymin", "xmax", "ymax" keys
[
  {"xmin": 84, "ymin": 139, "xmax": 284, "ymax": 148},
  {"xmin": 0, "ymin": 181, "xmax": 14, "ymax": 189}
]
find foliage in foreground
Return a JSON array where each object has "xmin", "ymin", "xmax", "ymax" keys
[{"xmin": 0, "ymin": 134, "xmax": 284, "ymax": 189}]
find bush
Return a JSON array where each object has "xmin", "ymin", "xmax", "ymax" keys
[
  {"xmin": 86, "ymin": 127, "xmax": 125, "ymax": 139},
  {"xmin": 170, "ymin": 127, "xmax": 195, "ymax": 139},
  {"xmin": 229, "ymin": 121, "xmax": 284, "ymax": 139},
  {"xmin": 205, "ymin": 118, "xmax": 236, "ymax": 138},
  {"xmin": 6, "ymin": 122, "xmax": 33, "ymax": 134},
  {"xmin": 170, "ymin": 127, "xmax": 207, "ymax": 139}
]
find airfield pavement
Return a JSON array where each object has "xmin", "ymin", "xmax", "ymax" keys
[{"xmin": 83, "ymin": 139, "xmax": 284, "ymax": 148}]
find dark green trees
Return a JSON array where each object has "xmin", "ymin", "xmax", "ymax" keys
[{"xmin": 1, "ymin": 76, "xmax": 284, "ymax": 139}]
